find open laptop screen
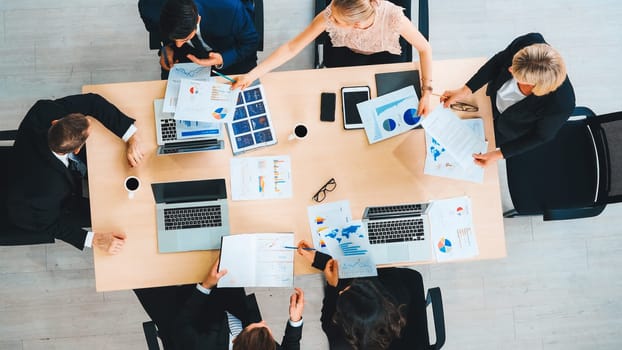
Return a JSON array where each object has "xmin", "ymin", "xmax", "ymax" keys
[{"xmin": 151, "ymin": 179, "xmax": 226, "ymax": 204}]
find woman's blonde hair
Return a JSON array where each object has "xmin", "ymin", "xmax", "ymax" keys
[
  {"xmin": 511, "ymin": 43, "xmax": 567, "ymax": 96},
  {"xmin": 331, "ymin": 0, "xmax": 376, "ymax": 24}
]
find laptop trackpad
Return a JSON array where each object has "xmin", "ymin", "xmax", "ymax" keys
[{"xmin": 387, "ymin": 244, "xmax": 410, "ymax": 262}]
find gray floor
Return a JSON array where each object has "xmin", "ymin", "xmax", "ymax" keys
[{"xmin": 1, "ymin": 1, "xmax": 622, "ymax": 349}]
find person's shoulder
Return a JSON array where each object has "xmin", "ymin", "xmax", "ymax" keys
[
  {"xmin": 548, "ymin": 76, "xmax": 576, "ymax": 111},
  {"xmin": 510, "ymin": 32, "xmax": 546, "ymax": 49}
]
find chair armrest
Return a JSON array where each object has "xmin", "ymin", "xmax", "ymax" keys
[
  {"xmin": 543, "ymin": 204, "xmax": 606, "ymax": 221},
  {"xmin": 142, "ymin": 321, "xmax": 160, "ymax": 350},
  {"xmin": 0, "ymin": 130, "xmax": 17, "ymax": 141},
  {"xmin": 426, "ymin": 287, "xmax": 446, "ymax": 349}
]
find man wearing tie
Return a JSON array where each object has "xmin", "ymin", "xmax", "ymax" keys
[
  {"xmin": 5, "ymin": 93, "xmax": 144, "ymax": 254},
  {"xmin": 158, "ymin": 0, "xmax": 259, "ymax": 79}
]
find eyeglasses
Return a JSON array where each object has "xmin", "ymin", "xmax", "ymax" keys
[
  {"xmin": 450, "ymin": 102, "xmax": 479, "ymax": 112},
  {"xmin": 312, "ymin": 178, "xmax": 336, "ymax": 202}
]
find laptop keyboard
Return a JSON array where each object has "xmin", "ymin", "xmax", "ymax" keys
[
  {"xmin": 163, "ymin": 205, "xmax": 222, "ymax": 230},
  {"xmin": 366, "ymin": 203, "xmax": 425, "ymax": 216},
  {"xmin": 160, "ymin": 118, "xmax": 177, "ymax": 142},
  {"xmin": 367, "ymin": 218, "xmax": 425, "ymax": 244}
]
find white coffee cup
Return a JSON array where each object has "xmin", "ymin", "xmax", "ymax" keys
[
  {"xmin": 124, "ymin": 176, "xmax": 141, "ymax": 199},
  {"xmin": 288, "ymin": 123, "xmax": 308, "ymax": 141}
]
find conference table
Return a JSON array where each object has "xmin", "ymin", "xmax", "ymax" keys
[{"xmin": 83, "ymin": 58, "xmax": 506, "ymax": 292}]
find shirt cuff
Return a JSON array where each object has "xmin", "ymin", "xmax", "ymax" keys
[
  {"xmin": 84, "ymin": 231, "xmax": 94, "ymax": 248},
  {"xmin": 288, "ymin": 318, "xmax": 303, "ymax": 327},
  {"xmin": 195, "ymin": 283, "xmax": 212, "ymax": 295},
  {"xmin": 121, "ymin": 124, "xmax": 138, "ymax": 142}
]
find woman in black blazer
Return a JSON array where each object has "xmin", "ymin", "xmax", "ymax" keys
[
  {"xmin": 297, "ymin": 241, "xmax": 428, "ymax": 350},
  {"xmin": 441, "ymin": 32, "xmax": 575, "ymax": 166}
]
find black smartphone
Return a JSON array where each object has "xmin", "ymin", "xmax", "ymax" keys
[{"xmin": 320, "ymin": 92, "xmax": 336, "ymax": 122}]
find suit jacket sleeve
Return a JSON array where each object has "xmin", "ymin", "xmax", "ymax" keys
[
  {"xmin": 278, "ymin": 322, "xmax": 302, "ymax": 350},
  {"xmin": 218, "ymin": 2, "xmax": 258, "ymax": 70},
  {"xmin": 465, "ymin": 33, "xmax": 545, "ymax": 93},
  {"xmin": 53, "ymin": 93, "xmax": 135, "ymax": 136}
]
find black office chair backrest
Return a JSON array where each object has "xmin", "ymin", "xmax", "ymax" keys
[
  {"xmin": 138, "ymin": 0, "xmax": 264, "ymax": 51},
  {"xmin": 589, "ymin": 111, "xmax": 622, "ymax": 204},
  {"xmin": 0, "ymin": 131, "xmax": 55, "ymax": 246}
]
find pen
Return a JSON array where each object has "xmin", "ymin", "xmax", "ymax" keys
[
  {"xmin": 284, "ymin": 246, "xmax": 316, "ymax": 251},
  {"xmin": 212, "ymin": 69, "xmax": 236, "ymax": 83}
]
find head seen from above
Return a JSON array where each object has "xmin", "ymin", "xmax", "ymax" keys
[
  {"xmin": 334, "ymin": 279, "xmax": 406, "ymax": 350},
  {"xmin": 233, "ymin": 322, "xmax": 276, "ymax": 350},
  {"xmin": 160, "ymin": 0, "xmax": 199, "ymax": 47},
  {"xmin": 48, "ymin": 113, "xmax": 90, "ymax": 155},
  {"xmin": 330, "ymin": 0, "xmax": 377, "ymax": 29},
  {"xmin": 510, "ymin": 43, "xmax": 567, "ymax": 96}
]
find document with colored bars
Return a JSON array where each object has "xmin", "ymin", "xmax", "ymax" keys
[
  {"xmin": 307, "ymin": 200, "xmax": 378, "ymax": 279},
  {"xmin": 230, "ymin": 156, "xmax": 292, "ymax": 200},
  {"xmin": 428, "ymin": 196, "xmax": 479, "ymax": 262}
]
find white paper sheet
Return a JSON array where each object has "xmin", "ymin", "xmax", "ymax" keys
[
  {"xmin": 428, "ymin": 196, "xmax": 479, "ymax": 262},
  {"xmin": 218, "ymin": 233, "xmax": 294, "ymax": 287},
  {"xmin": 421, "ymin": 105, "xmax": 488, "ymax": 169},
  {"xmin": 424, "ymin": 118, "xmax": 485, "ymax": 183},
  {"xmin": 230, "ymin": 156, "xmax": 292, "ymax": 200},
  {"xmin": 163, "ymin": 63, "xmax": 212, "ymax": 113},
  {"xmin": 307, "ymin": 202, "xmax": 377, "ymax": 278},
  {"xmin": 174, "ymin": 79, "xmax": 240, "ymax": 122},
  {"xmin": 357, "ymin": 86, "xmax": 421, "ymax": 144}
]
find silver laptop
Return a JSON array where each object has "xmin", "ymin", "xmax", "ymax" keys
[
  {"xmin": 362, "ymin": 202, "xmax": 433, "ymax": 264},
  {"xmin": 151, "ymin": 179, "xmax": 230, "ymax": 253},
  {"xmin": 154, "ymin": 99, "xmax": 224, "ymax": 155}
]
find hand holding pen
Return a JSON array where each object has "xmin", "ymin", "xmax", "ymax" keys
[{"xmin": 294, "ymin": 240, "xmax": 317, "ymax": 263}]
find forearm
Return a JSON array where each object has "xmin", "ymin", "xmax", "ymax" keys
[
  {"xmin": 245, "ymin": 42, "xmax": 304, "ymax": 81},
  {"xmin": 417, "ymin": 43, "xmax": 433, "ymax": 93}
]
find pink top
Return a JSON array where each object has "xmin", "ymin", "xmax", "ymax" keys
[{"xmin": 325, "ymin": 0, "xmax": 405, "ymax": 55}]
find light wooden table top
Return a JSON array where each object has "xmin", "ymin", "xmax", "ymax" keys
[{"xmin": 83, "ymin": 58, "xmax": 506, "ymax": 291}]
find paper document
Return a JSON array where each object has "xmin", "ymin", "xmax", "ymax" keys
[
  {"xmin": 421, "ymin": 105, "xmax": 488, "ymax": 169},
  {"xmin": 218, "ymin": 233, "xmax": 294, "ymax": 287},
  {"xmin": 424, "ymin": 118, "xmax": 485, "ymax": 183},
  {"xmin": 307, "ymin": 202, "xmax": 377, "ymax": 278},
  {"xmin": 163, "ymin": 63, "xmax": 212, "ymax": 113},
  {"xmin": 174, "ymin": 79, "xmax": 240, "ymax": 122},
  {"xmin": 428, "ymin": 196, "xmax": 479, "ymax": 261},
  {"xmin": 357, "ymin": 86, "xmax": 421, "ymax": 144},
  {"xmin": 230, "ymin": 156, "xmax": 292, "ymax": 200}
]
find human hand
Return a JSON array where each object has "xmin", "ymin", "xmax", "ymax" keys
[
  {"xmin": 473, "ymin": 149, "xmax": 504, "ymax": 167},
  {"xmin": 440, "ymin": 85, "xmax": 472, "ymax": 108},
  {"xmin": 288, "ymin": 287, "xmax": 304, "ymax": 322},
  {"xmin": 201, "ymin": 258, "xmax": 227, "ymax": 289},
  {"xmin": 93, "ymin": 232, "xmax": 126, "ymax": 255},
  {"xmin": 159, "ymin": 45, "xmax": 176, "ymax": 71},
  {"xmin": 230, "ymin": 74, "xmax": 253, "ymax": 90},
  {"xmin": 324, "ymin": 259, "xmax": 339, "ymax": 287},
  {"xmin": 296, "ymin": 240, "xmax": 316, "ymax": 263},
  {"xmin": 418, "ymin": 93, "xmax": 431, "ymax": 116},
  {"xmin": 187, "ymin": 52, "xmax": 223, "ymax": 67},
  {"xmin": 126, "ymin": 134, "xmax": 144, "ymax": 167}
]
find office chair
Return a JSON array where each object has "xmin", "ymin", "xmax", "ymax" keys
[
  {"xmin": 314, "ymin": 0, "xmax": 429, "ymax": 68},
  {"xmin": 504, "ymin": 107, "xmax": 622, "ymax": 220},
  {"xmin": 0, "ymin": 130, "xmax": 55, "ymax": 246},
  {"xmin": 138, "ymin": 0, "xmax": 264, "ymax": 51}
]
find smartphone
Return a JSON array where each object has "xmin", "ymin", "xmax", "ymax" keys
[
  {"xmin": 341, "ymin": 86, "xmax": 370, "ymax": 129},
  {"xmin": 320, "ymin": 92, "xmax": 336, "ymax": 122}
]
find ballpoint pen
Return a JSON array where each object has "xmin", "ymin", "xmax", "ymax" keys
[
  {"xmin": 284, "ymin": 246, "xmax": 316, "ymax": 251},
  {"xmin": 211, "ymin": 69, "xmax": 236, "ymax": 83}
]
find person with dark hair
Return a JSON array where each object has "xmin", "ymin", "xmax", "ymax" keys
[
  {"xmin": 5, "ymin": 93, "xmax": 144, "ymax": 253},
  {"xmin": 441, "ymin": 33, "xmax": 576, "ymax": 166},
  {"xmin": 134, "ymin": 259, "xmax": 304, "ymax": 350},
  {"xmin": 158, "ymin": 0, "xmax": 259, "ymax": 79},
  {"xmin": 297, "ymin": 240, "xmax": 428, "ymax": 350}
]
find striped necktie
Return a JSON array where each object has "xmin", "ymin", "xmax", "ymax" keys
[{"xmin": 226, "ymin": 311, "xmax": 244, "ymax": 338}]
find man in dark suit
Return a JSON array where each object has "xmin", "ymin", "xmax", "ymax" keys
[
  {"xmin": 5, "ymin": 93, "xmax": 144, "ymax": 253},
  {"xmin": 134, "ymin": 259, "xmax": 304, "ymax": 349},
  {"xmin": 158, "ymin": 0, "xmax": 259, "ymax": 79},
  {"xmin": 441, "ymin": 32, "xmax": 575, "ymax": 166}
]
